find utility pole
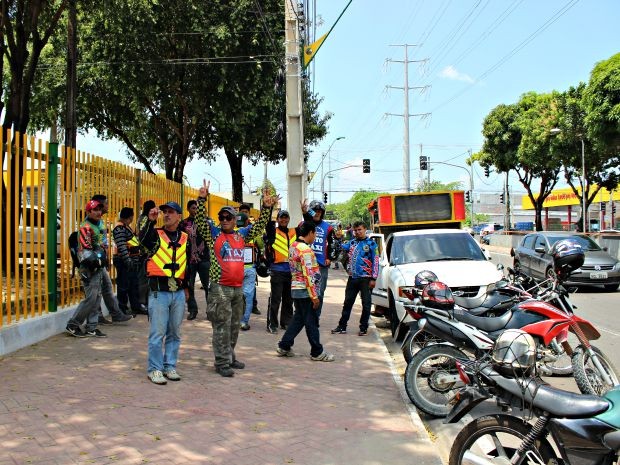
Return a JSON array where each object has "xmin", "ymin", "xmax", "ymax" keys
[
  {"xmin": 386, "ymin": 45, "xmax": 430, "ymax": 193},
  {"xmin": 285, "ymin": 0, "xmax": 304, "ymax": 223}
]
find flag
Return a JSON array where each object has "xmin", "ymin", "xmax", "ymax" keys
[{"xmin": 303, "ymin": 33, "xmax": 328, "ymax": 69}]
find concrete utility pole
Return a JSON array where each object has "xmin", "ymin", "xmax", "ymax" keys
[
  {"xmin": 285, "ymin": 0, "xmax": 304, "ymax": 224},
  {"xmin": 386, "ymin": 45, "xmax": 430, "ymax": 193}
]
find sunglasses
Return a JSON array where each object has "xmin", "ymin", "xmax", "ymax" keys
[{"xmin": 218, "ymin": 214, "xmax": 234, "ymax": 221}]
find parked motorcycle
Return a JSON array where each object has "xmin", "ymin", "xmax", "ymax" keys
[
  {"xmin": 402, "ymin": 239, "xmax": 619, "ymax": 417},
  {"xmin": 446, "ymin": 330, "xmax": 620, "ymax": 465}
]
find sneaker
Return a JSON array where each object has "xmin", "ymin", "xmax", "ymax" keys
[
  {"xmin": 358, "ymin": 329, "xmax": 368, "ymax": 336},
  {"xmin": 251, "ymin": 307, "xmax": 261, "ymax": 315},
  {"xmin": 148, "ymin": 370, "xmax": 167, "ymax": 385},
  {"xmin": 85, "ymin": 329, "xmax": 107, "ymax": 338},
  {"xmin": 215, "ymin": 366, "xmax": 235, "ymax": 377},
  {"xmin": 163, "ymin": 369, "xmax": 181, "ymax": 381},
  {"xmin": 98, "ymin": 316, "xmax": 113, "ymax": 325},
  {"xmin": 230, "ymin": 360, "xmax": 245, "ymax": 369},
  {"xmin": 311, "ymin": 351, "xmax": 335, "ymax": 362},
  {"xmin": 66, "ymin": 325, "xmax": 86, "ymax": 338},
  {"xmin": 331, "ymin": 326, "xmax": 347, "ymax": 334},
  {"xmin": 240, "ymin": 323, "xmax": 250, "ymax": 331},
  {"xmin": 112, "ymin": 313, "xmax": 132, "ymax": 323},
  {"xmin": 276, "ymin": 347, "xmax": 295, "ymax": 357},
  {"xmin": 187, "ymin": 311, "xmax": 198, "ymax": 321},
  {"xmin": 266, "ymin": 326, "xmax": 278, "ymax": 334}
]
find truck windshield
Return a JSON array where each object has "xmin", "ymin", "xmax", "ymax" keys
[{"xmin": 390, "ymin": 233, "xmax": 486, "ymax": 265}]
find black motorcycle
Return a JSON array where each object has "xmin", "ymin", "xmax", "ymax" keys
[{"xmin": 446, "ymin": 344, "xmax": 620, "ymax": 465}]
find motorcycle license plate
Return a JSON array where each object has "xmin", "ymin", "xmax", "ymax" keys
[{"xmin": 590, "ymin": 272, "xmax": 608, "ymax": 279}]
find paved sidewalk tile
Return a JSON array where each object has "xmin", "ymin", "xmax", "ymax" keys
[{"xmin": 0, "ymin": 269, "xmax": 443, "ymax": 465}]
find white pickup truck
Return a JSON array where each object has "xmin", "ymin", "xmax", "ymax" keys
[{"xmin": 370, "ymin": 229, "xmax": 503, "ymax": 340}]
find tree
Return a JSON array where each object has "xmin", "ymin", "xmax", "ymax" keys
[
  {"xmin": 555, "ymin": 83, "xmax": 620, "ymax": 231},
  {"xmin": 477, "ymin": 92, "xmax": 563, "ymax": 231},
  {"xmin": 415, "ymin": 180, "xmax": 463, "ymax": 192},
  {"xmin": 1, "ymin": 0, "xmax": 68, "ymax": 270},
  {"xmin": 331, "ymin": 190, "xmax": 385, "ymax": 227}
]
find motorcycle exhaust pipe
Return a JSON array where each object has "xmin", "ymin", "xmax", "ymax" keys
[{"xmin": 463, "ymin": 451, "xmax": 497, "ymax": 465}]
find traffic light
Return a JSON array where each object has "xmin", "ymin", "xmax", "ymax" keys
[
  {"xmin": 601, "ymin": 202, "xmax": 607, "ymax": 214},
  {"xmin": 420, "ymin": 155, "xmax": 428, "ymax": 170},
  {"xmin": 362, "ymin": 158, "xmax": 370, "ymax": 173},
  {"xmin": 613, "ymin": 203, "xmax": 617, "ymax": 215},
  {"xmin": 499, "ymin": 193, "xmax": 505, "ymax": 204},
  {"xmin": 465, "ymin": 190, "xmax": 471, "ymax": 203},
  {"xmin": 323, "ymin": 192, "xmax": 328, "ymax": 203},
  {"xmin": 484, "ymin": 166, "xmax": 490, "ymax": 177}
]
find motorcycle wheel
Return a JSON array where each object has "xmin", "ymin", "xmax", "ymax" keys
[
  {"xmin": 402, "ymin": 330, "xmax": 443, "ymax": 363},
  {"xmin": 542, "ymin": 333, "xmax": 579, "ymax": 376},
  {"xmin": 449, "ymin": 414, "xmax": 557, "ymax": 465},
  {"xmin": 404, "ymin": 344, "xmax": 467, "ymax": 417},
  {"xmin": 572, "ymin": 345, "xmax": 620, "ymax": 396}
]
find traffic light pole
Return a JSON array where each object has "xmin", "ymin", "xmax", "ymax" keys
[{"xmin": 321, "ymin": 164, "xmax": 363, "ymax": 202}]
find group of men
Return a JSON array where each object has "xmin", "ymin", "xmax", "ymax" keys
[{"xmin": 65, "ymin": 184, "xmax": 380, "ymax": 385}]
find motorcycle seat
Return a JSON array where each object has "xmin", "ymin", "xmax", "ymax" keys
[
  {"xmin": 484, "ymin": 367, "xmax": 610, "ymax": 418},
  {"xmin": 454, "ymin": 295, "xmax": 486, "ymax": 309},
  {"xmin": 451, "ymin": 308, "xmax": 513, "ymax": 332}
]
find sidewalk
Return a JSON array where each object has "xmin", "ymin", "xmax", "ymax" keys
[{"xmin": 0, "ymin": 270, "xmax": 443, "ymax": 465}]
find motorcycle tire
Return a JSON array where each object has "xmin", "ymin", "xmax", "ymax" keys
[
  {"xmin": 449, "ymin": 414, "xmax": 557, "ymax": 465},
  {"xmin": 404, "ymin": 344, "xmax": 468, "ymax": 417},
  {"xmin": 572, "ymin": 344, "xmax": 620, "ymax": 396},
  {"xmin": 402, "ymin": 330, "xmax": 443, "ymax": 364}
]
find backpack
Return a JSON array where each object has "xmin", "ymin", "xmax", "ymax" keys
[{"xmin": 68, "ymin": 231, "xmax": 80, "ymax": 277}]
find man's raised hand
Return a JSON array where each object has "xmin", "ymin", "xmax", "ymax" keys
[
  {"xmin": 262, "ymin": 188, "xmax": 281, "ymax": 208},
  {"xmin": 199, "ymin": 179, "xmax": 210, "ymax": 198}
]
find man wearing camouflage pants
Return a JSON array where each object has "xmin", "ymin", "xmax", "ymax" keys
[{"xmin": 195, "ymin": 180, "xmax": 277, "ymax": 377}]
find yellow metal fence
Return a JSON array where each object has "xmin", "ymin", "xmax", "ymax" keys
[{"xmin": 1, "ymin": 130, "xmax": 248, "ymax": 327}]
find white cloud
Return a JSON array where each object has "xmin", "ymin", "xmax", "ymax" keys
[{"xmin": 439, "ymin": 65, "xmax": 475, "ymax": 83}]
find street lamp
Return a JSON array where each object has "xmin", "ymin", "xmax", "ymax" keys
[
  {"xmin": 550, "ymin": 128, "xmax": 586, "ymax": 233},
  {"xmin": 317, "ymin": 136, "xmax": 345, "ymax": 201},
  {"xmin": 204, "ymin": 172, "xmax": 222, "ymax": 192}
]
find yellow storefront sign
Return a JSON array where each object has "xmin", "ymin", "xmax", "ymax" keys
[{"xmin": 521, "ymin": 185, "xmax": 620, "ymax": 209}]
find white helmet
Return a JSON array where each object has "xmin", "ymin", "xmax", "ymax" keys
[{"xmin": 492, "ymin": 329, "xmax": 536, "ymax": 373}]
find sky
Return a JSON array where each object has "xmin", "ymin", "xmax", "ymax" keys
[{"xmin": 78, "ymin": 0, "xmax": 620, "ymax": 209}]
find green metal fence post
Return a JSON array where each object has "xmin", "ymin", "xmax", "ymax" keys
[{"xmin": 47, "ymin": 141, "xmax": 59, "ymax": 312}]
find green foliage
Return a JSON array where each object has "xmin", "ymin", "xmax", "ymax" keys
[
  {"xmin": 330, "ymin": 190, "xmax": 386, "ymax": 226},
  {"xmin": 416, "ymin": 180, "xmax": 463, "ymax": 192}
]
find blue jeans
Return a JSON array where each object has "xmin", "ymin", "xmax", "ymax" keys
[
  {"xmin": 241, "ymin": 267, "xmax": 257, "ymax": 325},
  {"xmin": 278, "ymin": 297, "xmax": 323, "ymax": 358},
  {"xmin": 147, "ymin": 290, "xmax": 185, "ymax": 373},
  {"xmin": 316, "ymin": 265, "xmax": 329, "ymax": 319}
]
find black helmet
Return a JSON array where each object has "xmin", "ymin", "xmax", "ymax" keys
[
  {"xmin": 414, "ymin": 270, "xmax": 438, "ymax": 289},
  {"xmin": 550, "ymin": 238, "xmax": 585, "ymax": 278},
  {"xmin": 256, "ymin": 260, "xmax": 270, "ymax": 278},
  {"xmin": 308, "ymin": 200, "xmax": 326, "ymax": 212},
  {"xmin": 421, "ymin": 281, "xmax": 455, "ymax": 310}
]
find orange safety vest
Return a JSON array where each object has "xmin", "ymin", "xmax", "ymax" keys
[
  {"xmin": 146, "ymin": 229, "xmax": 188, "ymax": 279},
  {"xmin": 272, "ymin": 228, "xmax": 296, "ymax": 263}
]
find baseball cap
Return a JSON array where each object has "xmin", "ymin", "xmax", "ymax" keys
[
  {"xmin": 236, "ymin": 212, "xmax": 249, "ymax": 227},
  {"xmin": 85, "ymin": 199, "xmax": 104, "ymax": 212},
  {"xmin": 159, "ymin": 201, "xmax": 182, "ymax": 214},
  {"xmin": 277, "ymin": 210, "xmax": 290, "ymax": 218},
  {"xmin": 219, "ymin": 206, "xmax": 237, "ymax": 217}
]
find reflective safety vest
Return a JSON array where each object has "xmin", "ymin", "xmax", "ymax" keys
[
  {"xmin": 272, "ymin": 228, "xmax": 296, "ymax": 263},
  {"xmin": 146, "ymin": 229, "xmax": 188, "ymax": 279}
]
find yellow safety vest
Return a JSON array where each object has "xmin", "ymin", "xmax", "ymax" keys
[
  {"xmin": 272, "ymin": 228, "xmax": 296, "ymax": 263},
  {"xmin": 146, "ymin": 229, "xmax": 188, "ymax": 279}
]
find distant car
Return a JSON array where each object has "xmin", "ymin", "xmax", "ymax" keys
[
  {"xmin": 512, "ymin": 232, "xmax": 620, "ymax": 291},
  {"xmin": 372, "ymin": 229, "xmax": 503, "ymax": 340}
]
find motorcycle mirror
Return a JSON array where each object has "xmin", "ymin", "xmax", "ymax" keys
[{"xmin": 496, "ymin": 263, "xmax": 505, "ymax": 271}]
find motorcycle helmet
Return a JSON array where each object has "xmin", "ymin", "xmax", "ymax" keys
[
  {"xmin": 421, "ymin": 281, "xmax": 455, "ymax": 310},
  {"xmin": 414, "ymin": 270, "xmax": 438, "ymax": 288},
  {"xmin": 308, "ymin": 200, "xmax": 326, "ymax": 212},
  {"xmin": 256, "ymin": 260, "xmax": 270, "ymax": 278},
  {"xmin": 491, "ymin": 329, "xmax": 536, "ymax": 376},
  {"xmin": 549, "ymin": 238, "xmax": 585, "ymax": 278}
]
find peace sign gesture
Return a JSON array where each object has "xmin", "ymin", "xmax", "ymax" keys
[{"xmin": 199, "ymin": 179, "xmax": 210, "ymax": 198}]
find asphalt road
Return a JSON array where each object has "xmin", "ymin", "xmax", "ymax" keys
[{"xmin": 377, "ymin": 250, "xmax": 619, "ymax": 464}]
